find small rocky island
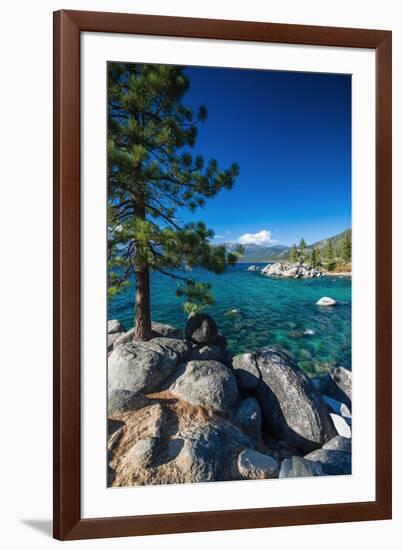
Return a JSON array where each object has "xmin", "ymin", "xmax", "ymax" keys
[
  {"xmin": 247, "ymin": 262, "xmax": 351, "ymax": 279},
  {"xmin": 262, "ymin": 262, "xmax": 323, "ymax": 278},
  {"xmin": 107, "ymin": 314, "xmax": 352, "ymax": 486}
]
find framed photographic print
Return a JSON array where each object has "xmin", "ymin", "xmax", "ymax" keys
[{"xmin": 53, "ymin": 10, "xmax": 392, "ymax": 540}]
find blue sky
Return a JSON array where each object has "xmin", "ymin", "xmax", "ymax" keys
[{"xmin": 180, "ymin": 66, "xmax": 351, "ymax": 247}]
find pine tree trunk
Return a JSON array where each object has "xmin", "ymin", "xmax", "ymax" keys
[
  {"xmin": 133, "ymin": 161, "xmax": 152, "ymax": 341},
  {"xmin": 134, "ymin": 264, "xmax": 152, "ymax": 341}
]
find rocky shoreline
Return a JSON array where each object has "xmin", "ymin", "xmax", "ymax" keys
[
  {"xmin": 107, "ymin": 314, "xmax": 352, "ymax": 486},
  {"xmin": 247, "ymin": 262, "xmax": 351, "ymax": 279}
]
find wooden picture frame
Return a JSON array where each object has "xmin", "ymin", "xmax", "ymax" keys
[{"xmin": 53, "ymin": 10, "xmax": 392, "ymax": 541}]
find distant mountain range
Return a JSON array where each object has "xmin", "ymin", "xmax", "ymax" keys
[{"xmin": 226, "ymin": 229, "xmax": 351, "ymax": 263}]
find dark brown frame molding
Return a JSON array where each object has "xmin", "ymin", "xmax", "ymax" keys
[{"xmin": 54, "ymin": 10, "xmax": 392, "ymax": 541}]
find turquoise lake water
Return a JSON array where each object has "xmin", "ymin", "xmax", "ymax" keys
[{"xmin": 108, "ymin": 263, "xmax": 351, "ymax": 377}]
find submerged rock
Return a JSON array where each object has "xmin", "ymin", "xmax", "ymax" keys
[
  {"xmin": 224, "ymin": 308, "xmax": 241, "ymax": 315},
  {"xmin": 255, "ymin": 348, "xmax": 337, "ymax": 453},
  {"xmin": 237, "ymin": 449, "xmax": 278, "ymax": 480},
  {"xmin": 169, "ymin": 360, "xmax": 238, "ymax": 414},
  {"xmin": 279, "ymin": 456, "xmax": 323, "ymax": 478},
  {"xmin": 185, "ymin": 313, "xmax": 218, "ymax": 344},
  {"xmin": 304, "ymin": 449, "xmax": 352, "ymax": 475}
]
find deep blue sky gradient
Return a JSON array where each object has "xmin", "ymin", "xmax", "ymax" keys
[{"xmin": 180, "ymin": 66, "xmax": 351, "ymax": 246}]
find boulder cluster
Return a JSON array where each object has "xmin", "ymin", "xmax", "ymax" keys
[
  {"xmin": 261, "ymin": 262, "xmax": 323, "ymax": 279},
  {"xmin": 107, "ymin": 315, "xmax": 352, "ymax": 487}
]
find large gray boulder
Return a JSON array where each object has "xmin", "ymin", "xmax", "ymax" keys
[
  {"xmin": 176, "ymin": 422, "xmax": 252, "ymax": 482},
  {"xmin": 323, "ymin": 436, "xmax": 352, "ymax": 453},
  {"xmin": 255, "ymin": 348, "xmax": 337, "ymax": 453},
  {"xmin": 108, "ymin": 331, "xmax": 124, "ymax": 352},
  {"xmin": 108, "ymin": 320, "xmax": 125, "ymax": 352},
  {"xmin": 149, "ymin": 337, "xmax": 190, "ymax": 359},
  {"xmin": 304, "ymin": 449, "xmax": 352, "ymax": 476},
  {"xmin": 233, "ymin": 397, "xmax": 262, "ymax": 440},
  {"xmin": 279, "ymin": 456, "xmax": 323, "ymax": 478},
  {"xmin": 330, "ymin": 366, "xmax": 352, "ymax": 409},
  {"xmin": 189, "ymin": 345, "xmax": 222, "ymax": 362},
  {"xmin": 232, "ymin": 353, "xmax": 260, "ymax": 389},
  {"xmin": 108, "ymin": 340, "xmax": 183, "ymax": 394},
  {"xmin": 185, "ymin": 313, "xmax": 218, "ymax": 344},
  {"xmin": 112, "ymin": 327, "xmax": 135, "ymax": 349},
  {"xmin": 169, "ymin": 360, "xmax": 238, "ymax": 414},
  {"xmin": 237, "ymin": 449, "xmax": 278, "ymax": 480},
  {"xmin": 108, "ymin": 389, "xmax": 150, "ymax": 415},
  {"xmin": 113, "ymin": 323, "xmax": 184, "ymax": 349},
  {"xmin": 151, "ymin": 321, "xmax": 183, "ymax": 339},
  {"xmin": 262, "ymin": 262, "xmax": 283, "ymax": 276},
  {"xmin": 108, "ymin": 400, "xmax": 256, "ymax": 485},
  {"xmin": 108, "ymin": 319, "xmax": 124, "ymax": 334}
]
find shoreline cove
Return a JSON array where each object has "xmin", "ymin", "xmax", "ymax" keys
[{"xmin": 109, "ymin": 263, "xmax": 351, "ymax": 376}]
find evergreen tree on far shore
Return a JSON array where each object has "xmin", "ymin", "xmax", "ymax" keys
[
  {"xmin": 289, "ymin": 244, "xmax": 298, "ymax": 263},
  {"xmin": 325, "ymin": 239, "xmax": 336, "ymax": 271},
  {"xmin": 310, "ymin": 248, "xmax": 317, "ymax": 267},
  {"xmin": 299, "ymin": 237, "xmax": 306, "ymax": 263},
  {"xmin": 108, "ymin": 63, "xmax": 241, "ymax": 340},
  {"xmin": 342, "ymin": 231, "xmax": 352, "ymax": 262},
  {"xmin": 315, "ymin": 246, "xmax": 322, "ymax": 267}
]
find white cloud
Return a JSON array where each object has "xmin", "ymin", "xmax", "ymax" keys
[
  {"xmin": 237, "ymin": 230, "xmax": 278, "ymax": 246},
  {"xmin": 213, "ymin": 234, "xmax": 224, "ymax": 239}
]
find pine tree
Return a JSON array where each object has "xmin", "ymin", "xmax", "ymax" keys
[
  {"xmin": 288, "ymin": 244, "xmax": 298, "ymax": 263},
  {"xmin": 342, "ymin": 231, "xmax": 352, "ymax": 262},
  {"xmin": 310, "ymin": 248, "xmax": 317, "ymax": 268},
  {"xmin": 299, "ymin": 237, "xmax": 306, "ymax": 263},
  {"xmin": 325, "ymin": 239, "xmax": 336, "ymax": 271},
  {"xmin": 108, "ymin": 63, "xmax": 242, "ymax": 340},
  {"xmin": 315, "ymin": 247, "xmax": 322, "ymax": 267}
]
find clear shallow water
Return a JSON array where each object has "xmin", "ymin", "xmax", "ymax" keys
[{"xmin": 108, "ymin": 263, "xmax": 351, "ymax": 377}]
